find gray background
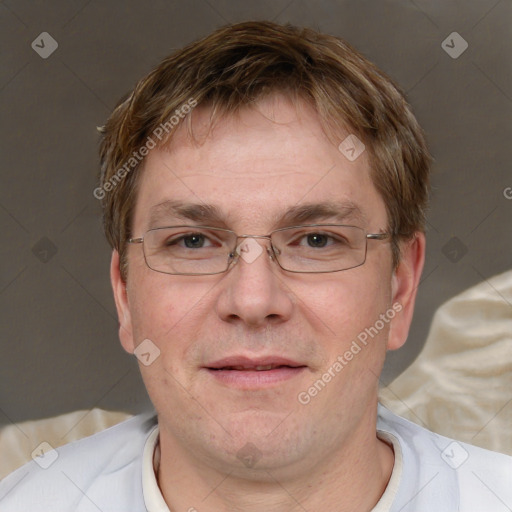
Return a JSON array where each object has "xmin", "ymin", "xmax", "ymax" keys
[{"xmin": 0, "ymin": 0, "xmax": 510, "ymax": 426}]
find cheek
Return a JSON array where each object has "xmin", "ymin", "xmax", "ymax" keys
[
  {"xmin": 128, "ymin": 280, "xmax": 204, "ymax": 395},
  {"xmin": 128, "ymin": 273, "xmax": 228, "ymax": 377},
  {"xmin": 128, "ymin": 272, "xmax": 203, "ymax": 346},
  {"xmin": 295, "ymin": 268, "xmax": 392, "ymax": 342}
]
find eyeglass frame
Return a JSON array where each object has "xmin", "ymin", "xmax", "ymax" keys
[{"xmin": 127, "ymin": 224, "xmax": 391, "ymax": 276}]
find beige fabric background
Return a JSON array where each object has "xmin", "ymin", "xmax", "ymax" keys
[{"xmin": 379, "ymin": 268, "xmax": 512, "ymax": 455}]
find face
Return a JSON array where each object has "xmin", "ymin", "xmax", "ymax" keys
[{"xmin": 112, "ymin": 94, "xmax": 424, "ymax": 477}]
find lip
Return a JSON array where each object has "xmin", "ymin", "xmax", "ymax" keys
[
  {"xmin": 205, "ymin": 355, "xmax": 305, "ymax": 370},
  {"xmin": 204, "ymin": 355, "xmax": 308, "ymax": 389}
]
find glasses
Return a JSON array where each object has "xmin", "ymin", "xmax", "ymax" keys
[{"xmin": 127, "ymin": 224, "xmax": 390, "ymax": 275}]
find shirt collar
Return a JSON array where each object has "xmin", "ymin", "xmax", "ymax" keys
[{"xmin": 142, "ymin": 425, "xmax": 170, "ymax": 512}]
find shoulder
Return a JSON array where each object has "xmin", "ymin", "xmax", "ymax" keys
[
  {"xmin": 377, "ymin": 404, "xmax": 512, "ymax": 512},
  {"xmin": 0, "ymin": 412, "xmax": 157, "ymax": 512}
]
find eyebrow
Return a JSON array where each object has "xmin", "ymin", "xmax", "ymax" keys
[{"xmin": 147, "ymin": 199, "xmax": 367, "ymax": 230}]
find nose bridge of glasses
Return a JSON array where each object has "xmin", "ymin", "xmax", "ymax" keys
[
  {"xmin": 237, "ymin": 234, "xmax": 272, "ymax": 241},
  {"xmin": 231, "ymin": 234, "xmax": 279, "ymax": 264}
]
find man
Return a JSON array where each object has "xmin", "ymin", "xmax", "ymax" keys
[{"xmin": 1, "ymin": 20, "xmax": 510, "ymax": 512}]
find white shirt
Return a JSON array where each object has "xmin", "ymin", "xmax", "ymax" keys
[{"xmin": 1, "ymin": 404, "xmax": 511, "ymax": 511}]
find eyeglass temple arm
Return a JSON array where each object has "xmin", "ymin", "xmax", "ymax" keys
[
  {"xmin": 366, "ymin": 233, "xmax": 390, "ymax": 240},
  {"xmin": 127, "ymin": 237, "xmax": 144, "ymax": 244}
]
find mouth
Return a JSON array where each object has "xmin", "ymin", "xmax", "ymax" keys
[
  {"xmin": 210, "ymin": 364, "xmax": 301, "ymax": 371},
  {"xmin": 204, "ymin": 356, "xmax": 308, "ymax": 388}
]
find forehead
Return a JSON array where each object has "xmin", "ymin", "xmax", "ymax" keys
[{"xmin": 132, "ymin": 95, "xmax": 387, "ymax": 231}]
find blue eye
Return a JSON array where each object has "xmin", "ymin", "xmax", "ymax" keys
[
  {"xmin": 181, "ymin": 233, "xmax": 208, "ymax": 248},
  {"xmin": 162, "ymin": 230, "xmax": 221, "ymax": 251},
  {"xmin": 304, "ymin": 233, "xmax": 331, "ymax": 248}
]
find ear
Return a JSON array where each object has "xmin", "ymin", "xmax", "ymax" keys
[
  {"xmin": 387, "ymin": 232, "xmax": 426, "ymax": 351},
  {"xmin": 110, "ymin": 250, "xmax": 135, "ymax": 354}
]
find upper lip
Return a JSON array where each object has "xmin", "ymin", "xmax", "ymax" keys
[{"xmin": 205, "ymin": 356, "xmax": 306, "ymax": 370}]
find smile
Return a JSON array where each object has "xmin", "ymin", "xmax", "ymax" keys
[
  {"xmin": 212, "ymin": 364, "xmax": 297, "ymax": 371},
  {"xmin": 205, "ymin": 364, "xmax": 307, "ymax": 389}
]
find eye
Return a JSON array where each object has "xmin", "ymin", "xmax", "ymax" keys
[
  {"xmin": 294, "ymin": 231, "xmax": 345, "ymax": 249},
  {"xmin": 282, "ymin": 227, "xmax": 354, "ymax": 251},
  {"xmin": 181, "ymin": 233, "xmax": 210, "ymax": 249},
  {"xmin": 302, "ymin": 233, "xmax": 333, "ymax": 248},
  {"xmin": 164, "ymin": 232, "xmax": 216, "ymax": 249}
]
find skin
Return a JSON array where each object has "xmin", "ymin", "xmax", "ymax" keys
[{"xmin": 111, "ymin": 94, "xmax": 425, "ymax": 512}]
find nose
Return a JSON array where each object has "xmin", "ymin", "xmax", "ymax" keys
[{"xmin": 215, "ymin": 237, "xmax": 294, "ymax": 328}]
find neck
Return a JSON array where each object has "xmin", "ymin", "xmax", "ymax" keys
[{"xmin": 155, "ymin": 412, "xmax": 394, "ymax": 512}]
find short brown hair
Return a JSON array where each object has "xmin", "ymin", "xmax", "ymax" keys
[{"xmin": 98, "ymin": 21, "xmax": 431, "ymax": 280}]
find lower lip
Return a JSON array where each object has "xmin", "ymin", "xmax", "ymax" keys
[{"xmin": 206, "ymin": 366, "xmax": 307, "ymax": 388}]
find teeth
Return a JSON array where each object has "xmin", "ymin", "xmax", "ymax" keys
[{"xmin": 255, "ymin": 365, "xmax": 273, "ymax": 371}]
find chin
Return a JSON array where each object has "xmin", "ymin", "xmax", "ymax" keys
[{"xmin": 206, "ymin": 411, "xmax": 312, "ymax": 468}]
